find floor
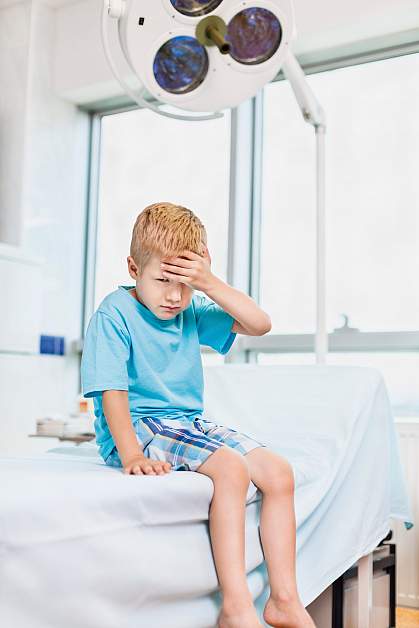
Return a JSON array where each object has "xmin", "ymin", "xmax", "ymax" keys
[{"xmin": 396, "ymin": 607, "xmax": 419, "ymax": 627}]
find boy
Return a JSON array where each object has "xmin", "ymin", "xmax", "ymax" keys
[{"xmin": 81, "ymin": 202, "xmax": 315, "ymax": 628}]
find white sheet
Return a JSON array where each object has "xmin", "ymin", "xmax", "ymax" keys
[
  {"xmin": 0, "ymin": 364, "xmax": 413, "ymax": 627},
  {"xmin": 0, "ymin": 453, "xmax": 264, "ymax": 628},
  {"xmin": 203, "ymin": 365, "xmax": 414, "ymax": 607}
]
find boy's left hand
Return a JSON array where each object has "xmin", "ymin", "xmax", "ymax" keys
[{"xmin": 160, "ymin": 245, "xmax": 215, "ymax": 292}]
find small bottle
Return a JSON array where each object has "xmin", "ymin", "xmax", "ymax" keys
[
  {"xmin": 83, "ymin": 396, "xmax": 95, "ymax": 433},
  {"xmin": 65, "ymin": 394, "xmax": 95, "ymax": 436},
  {"xmin": 78, "ymin": 396, "xmax": 89, "ymax": 415}
]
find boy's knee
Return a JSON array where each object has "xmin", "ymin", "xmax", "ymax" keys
[
  {"xmin": 197, "ymin": 445, "xmax": 250, "ymax": 483},
  {"xmin": 263, "ymin": 455, "xmax": 295, "ymax": 495}
]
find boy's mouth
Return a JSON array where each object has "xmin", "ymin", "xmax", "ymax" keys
[{"xmin": 161, "ymin": 305, "xmax": 181, "ymax": 310}]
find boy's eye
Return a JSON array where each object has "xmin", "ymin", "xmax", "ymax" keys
[{"xmin": 156, "ymin": 278, "xmax": 169, "ymax": 282}]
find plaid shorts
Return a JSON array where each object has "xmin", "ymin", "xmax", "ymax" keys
[{"xmin": 104, "ymin": 416, "xmax": 267, "ymax": 472}]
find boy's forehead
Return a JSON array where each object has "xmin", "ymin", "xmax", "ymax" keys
[
  {"xmin": 145, "ymin": 253, "xmax": 164, "ymax": 270},
  {"xmin": 146, "ymin": 252, "xmax": 173, "ymax": 270},
  {"xmin": 151, "ymin": 252, "xmax": 163, "ymax": 263},
  {"xmin": 145, "ymin": 249, "xmax": 193, "ymax": 270},
  {"xmin": 151, "ymin": 251, "xmax": 180, "ymax": 263}
]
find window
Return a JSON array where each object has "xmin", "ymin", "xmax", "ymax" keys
[
  {"xmin": 257, "ymin": 53, "xmax": 419, "ymax": 415},
  {"xmin": 261, "ymin": 53, "xmax": 419, "ymax": 335}
]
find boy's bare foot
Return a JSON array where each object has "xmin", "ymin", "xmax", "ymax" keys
[
  {"xmin": 218, "ymin": 598, "xmax": 264, "ymax": 628},
  {"xmin": 263, "ymin": 594, "xmax": 316, "ymax": 627}
]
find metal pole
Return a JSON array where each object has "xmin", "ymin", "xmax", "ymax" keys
[
  {"xmin": 282, "ymin": 52, "xmax": 327, "ymax": 364},
  {"xmin": 315, "ymin": 124, "xmax": 327, "ymax": 363}
]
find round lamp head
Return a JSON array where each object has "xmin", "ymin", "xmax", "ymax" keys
[{"xmin": 119, "ymin": 0, "xmax": 296, "ymax": 112}]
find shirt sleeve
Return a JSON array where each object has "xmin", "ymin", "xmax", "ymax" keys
[
  {"xmin": 81, "ymin": 311, "xmax": 131, "ymax": 398},
  {"xmin": 193, "ymin": 294, "xmax": 237, "ymax": 355}
]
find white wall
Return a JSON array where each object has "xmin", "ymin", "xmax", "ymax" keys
[
  {"xmin": 0, "ymin": 0, "xmax": 89, "ymax": 455},
  {"xmin": 293, "ymin": 0, "xmax": 419, "ymax": 54},
  {"xmin": 0, "ymin": 354, "xmax": 75, "ymax": 456},
  {"xmin": 0, "ymin": 0, "xmax": 31, "ymax": 244},
  {"xmin": 21, "ymin": 0, "xmax": 89, "ymax": 339},
  {"xmin": 52, "ymin": 0, "xmax": 419, "ymax": 104}
]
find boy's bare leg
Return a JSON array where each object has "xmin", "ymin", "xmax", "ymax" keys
[
  {"xmin": 196, "ymin": 446, "xmax": 264, "ymax": 628},
  {"xmin": 244, "ymin": 447, "xmax": 316, "ymax": 628}
]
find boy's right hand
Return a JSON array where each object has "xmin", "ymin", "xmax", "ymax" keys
[{"xmin": 123, "ymin": 455, "xmax": 172, "ymax": 476}]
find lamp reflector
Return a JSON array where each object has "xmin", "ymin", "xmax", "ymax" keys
[
  {"xmin": 153, "ymin": 36, "xmax": 209, "ymax": 94},
  {"xmin": 169, "ymin": 0, "xmax": 224, "ymax": 17},
  {"xmin": 226, "ymin": 8, "xmax": 282, "ymax": 65}
]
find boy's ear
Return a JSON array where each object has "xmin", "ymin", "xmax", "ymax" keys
[{"xmin": 127, "ymin": 256, "xmax": 139, "ymax": 279}]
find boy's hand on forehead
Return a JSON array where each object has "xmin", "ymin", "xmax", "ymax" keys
[{"xmin": 160, "ymin": 245, "xmax": 215, "ymax": 292}]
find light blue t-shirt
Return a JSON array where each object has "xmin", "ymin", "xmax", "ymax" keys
[{"xmin": 80, "ymin": 285, "xmax": 237, "ymax": 461}]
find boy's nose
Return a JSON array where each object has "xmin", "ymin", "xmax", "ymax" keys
[{"xmin": 167, "ymin": 284, "xmax": 182, "ymax": 301}]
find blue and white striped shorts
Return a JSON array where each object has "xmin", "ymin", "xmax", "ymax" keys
[{"xmin": 104, "ymin": 416, "xmax": 267, "ymax": 472}]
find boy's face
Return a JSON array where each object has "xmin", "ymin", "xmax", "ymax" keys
[{"xmin": 127, "ymin": 252, "xmax": 193, "ymax": 319}]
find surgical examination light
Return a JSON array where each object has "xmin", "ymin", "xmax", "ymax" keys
[
  {"xmin": 101, "ymin": 0, "xmax": 328, "ymax": 362},
  {"xmin": 102, "ymin": 0, "xmax": 296, "ymax": 119}
]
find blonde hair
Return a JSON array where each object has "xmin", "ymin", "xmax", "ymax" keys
[{"xmin": 130, "ymin": 202, "xmax": 207, "ymax": 274}]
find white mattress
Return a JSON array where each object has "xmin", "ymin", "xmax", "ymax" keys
[
  {"xmin": 202, "ymin": 365, "xmax": 414, "ymax": 606},
  {"xmin": 0, "ymin": 365, "xmax": 413, "ymax": 627},
  {"xmin": 0, "ymin": 452, "xmax": 265, "ymax": 628}
]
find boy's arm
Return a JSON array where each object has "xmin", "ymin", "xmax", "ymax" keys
[
  {"xmin": 160, "ymin": 247, "xmax": 271, "ymax": 336},
  {"xmin": 204, "ymin": 277, "xmax": 271, "ymax": 336},
  {"xmin": 102, "ymin": 390, "xmax": 146, "ymax": 466}
]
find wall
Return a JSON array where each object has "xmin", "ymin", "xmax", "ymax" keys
[
  {"xmin": 0, "ymin": 0, "xmax": 31, "ymax": 244},
  {"xmin": 0, "ymin": 0, "xmax": 89, "ymax": 455},
  {"xmin": 52, "ymin": 0, "xmax": 419, "ymax": 104}
]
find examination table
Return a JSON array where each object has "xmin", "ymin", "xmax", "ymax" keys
[{"xmin": 0, "ymin": 365, "xmax": 413, "ymax": 628}]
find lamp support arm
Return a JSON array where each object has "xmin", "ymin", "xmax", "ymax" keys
[
  {"xmin": 282, "ymin": 50, "xmax": 328, "ymax": 363},
  {"xmin": 282, "ymin": 50, "xmax": 326, "ymax": 128}
]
